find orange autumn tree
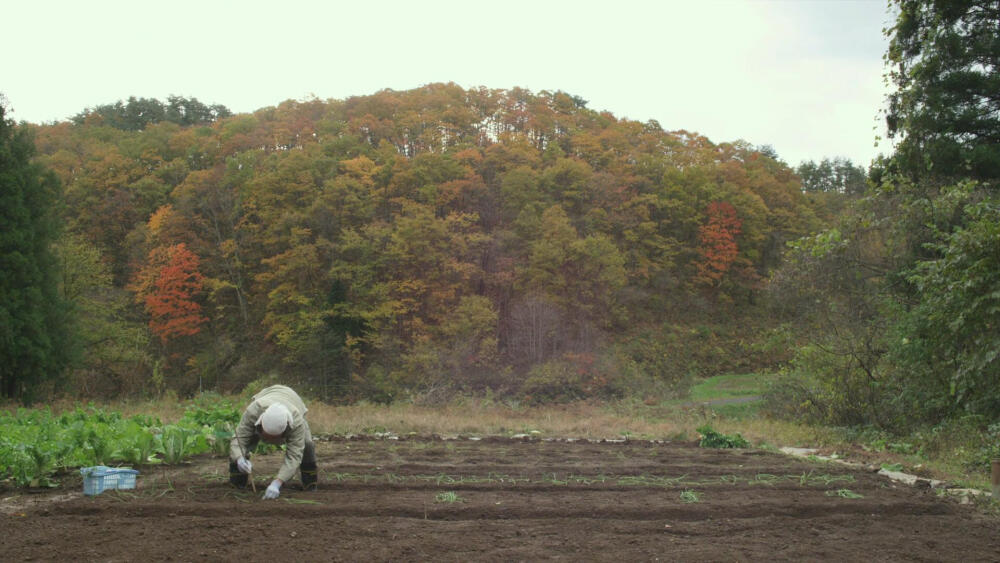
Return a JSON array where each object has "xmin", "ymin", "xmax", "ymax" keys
[
  {"xmin": 694, "ymin": 201, "xmax": 742, "ymax": 288},
  {"xmin": 134, "ymin": 243, "xmax": 207, "ymax": 344}
]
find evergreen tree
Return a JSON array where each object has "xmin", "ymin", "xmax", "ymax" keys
[
  {"xmin": 885, "ymin": 0, "xmax": 1000, "ymax": 183},
  {"xmin": 72, "ymin": 95, "xmax": 232, "ymax": 130},
  {"xmin": 0, "ymin": 100, "xmax": 72, "ymax": 400},
  {"xmin": 796, "ymin": 157, "xmax": 868, "ymax": 195},
  {"xmin": 881, "ymin": 1, "xmax": 1000, "ymax": 418}
]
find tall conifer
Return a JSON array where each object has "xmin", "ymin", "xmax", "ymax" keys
[{"xmin": 0, "ymin": 100, "xmax": 71, "ymax": 400}]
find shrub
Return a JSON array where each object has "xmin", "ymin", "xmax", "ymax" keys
[
  {"xmin": 519, "ymin": 353, "xmax": 624, "ymax": 404},
  {"xmin": 696, "ymin": 425, "xmax": 750, "ymax": 448},
  {"xmin": 760, "ymin": 369, "xmax": 823, "ymax": 422}
]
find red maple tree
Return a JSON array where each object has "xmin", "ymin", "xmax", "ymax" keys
[
  {"xmin": 695, "ymin": 201, "xmax": 742, "ymax": 287},
  {"xmin": 143, "ymin": 243, "xmax": 207, "ymax": 343}
]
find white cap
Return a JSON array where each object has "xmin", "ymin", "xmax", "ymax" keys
[{"xmin": 259, "ymin": 403, "xmax": 291, "ymax": 435}]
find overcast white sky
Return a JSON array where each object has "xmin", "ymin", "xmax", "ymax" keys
[{"xmin": 3, "ymin": 0, "xmax": 895, "ymax": 167}]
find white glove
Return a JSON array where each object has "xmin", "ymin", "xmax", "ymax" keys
[
  {"xmin": 263, "ymin": 479, "xmax": 282, "ymax": 500},
  {"xmin": 236, "ymin": 457, "xmax": 252, "ymax": 474}
]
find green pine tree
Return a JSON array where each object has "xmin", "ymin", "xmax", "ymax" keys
[
  {"xmin": 0, "ymin": 99, "xmax": 72, "ymax": 400},
  {"xmin": 884, "ymin": 0, "xmax": 1000, "ymax": 183}
]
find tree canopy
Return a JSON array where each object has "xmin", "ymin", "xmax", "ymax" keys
[
  {"xmin": 72, "ymin": 96, "xmax": 231, "ymax": 131},
  {"xmin": 771, "ymin": 0, "xmax": 1000, "ymax": 429},
  {"xmin": 796, "ymin": 157, "xmax": 867, "ymax": 195},
  {"xmin": 885, "ymin": 0, "xmax": 1000, "ymax": 183},
  {"xmin": 25, "ymin": 84, "xmax": 837, "ymax": 400},
  {"xmin": 0, "ymin": 100, "xmax": 72, "ymax": 400}
]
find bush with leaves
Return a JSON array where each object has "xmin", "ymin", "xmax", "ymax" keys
[
  {"xmin": 891, "ymin": 189, "xmax": 1000, "ymax": 418},
  {"xmin": 696, "ymin": 425, "xmax": 750, "ymax": 448},
  {"xmin": 519, "ymin": 353, "xmax": 627, "ymax": 404}
]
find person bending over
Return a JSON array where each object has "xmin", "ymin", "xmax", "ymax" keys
[{"xmin": 229, "ymin": 384, "xmax": 317, "ymax": 499}]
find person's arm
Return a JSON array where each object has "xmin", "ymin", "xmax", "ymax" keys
[{"xmin": 229, "ymin": 405, "xmax": 259, "ymax": 461}]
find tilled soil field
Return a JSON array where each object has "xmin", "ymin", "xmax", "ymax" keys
[{"xmin": 2, "ymin": 437, "xmax": 998, "ymax": 561}]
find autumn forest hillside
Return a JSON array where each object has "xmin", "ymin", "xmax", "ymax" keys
[{"xmin": 25, "ymin": 84, "xmax": 843, "ymax": 402}]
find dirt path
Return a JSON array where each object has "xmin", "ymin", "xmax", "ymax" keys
[{"xmin": 2, "ymin": 438, "xmax": 998, "ymax": 561}]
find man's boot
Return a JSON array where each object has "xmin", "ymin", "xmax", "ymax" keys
[
  {"xmin": 301, "ymin": 460, "xmax": 318, "ymax": 490},
  {"xmin": 300, "ymin": 439, "xmax": 318, "ymax": 490},
  {"xmin": 229, "ymin": 460, "xmax": 248, "ymax": 489}
]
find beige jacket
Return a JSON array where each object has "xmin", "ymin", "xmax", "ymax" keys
[{"xmin": 230, "ymin": 385, "xmax": 310, "ymax": 483}]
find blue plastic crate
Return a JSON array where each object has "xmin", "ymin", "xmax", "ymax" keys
[{"xmin": 80, "ymin": 466, "xmax": 139, "ymax": 496}]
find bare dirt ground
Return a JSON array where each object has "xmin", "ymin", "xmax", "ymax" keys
[{"xmin": 2, "ymin": 437, "xmax": 999, "ymax": 562}]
